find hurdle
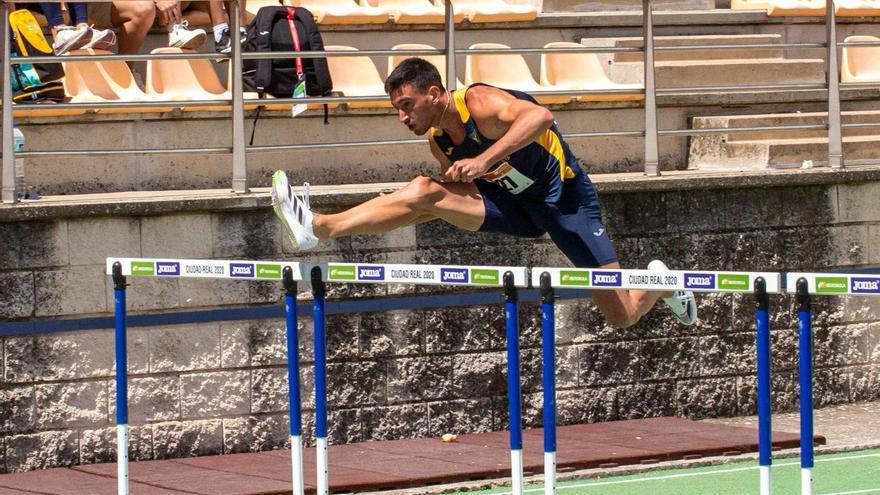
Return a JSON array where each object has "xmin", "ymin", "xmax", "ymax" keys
[
  {"xmin": 531, "ymin": 267, "xmax": 783, "ymax": 494},
  {"xmin": 110, "ymin": 256, "xmax": 866, "ymax": 495},
  {"xmin": 318, "ymin": 262, "xmax": 530, "ymax": 494},
  {"xmin": 783, "ymin": 271, "xmax": 880, "ymax": 495},
  {"xmin": 106, "ymin": 258, "xmax": 309, "ymax": 495}
]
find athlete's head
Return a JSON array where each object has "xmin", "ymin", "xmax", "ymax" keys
[{"xmin": 385, "ymin": 57, "xmax": 447, "ymax": 136}]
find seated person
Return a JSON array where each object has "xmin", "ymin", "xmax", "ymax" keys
[
  {"xmin": 36, "ymin": 2, "xmax": 116, "ymax": 55},
  {"xmin": 88, "ymin": 1, "xmax": 207, "ymax": 55}
]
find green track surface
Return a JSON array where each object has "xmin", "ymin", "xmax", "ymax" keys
[{"xmin": 462, "ymin": 449, "xmax": 880, "ymax": 495}]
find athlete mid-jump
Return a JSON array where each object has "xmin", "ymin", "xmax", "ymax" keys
[{"xmin": 271, "ymin": 57, "xmax": 696, "ymax": 328}]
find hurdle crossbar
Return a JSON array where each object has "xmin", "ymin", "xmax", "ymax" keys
[
  {"xmin": 786, "ymin": 272, "xmax": 880, "ymax": 296},
  {"xmin": 532, "ymin": 268, "xmax": 783, "ymax": 293}
]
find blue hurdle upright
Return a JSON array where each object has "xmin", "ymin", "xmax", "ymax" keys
[
  {"xmin": 111, "ymin": 263, "xmax": 129, "ymax": 495},
  {"xmin": 796, "ymin": 278, "xmax": 814, "ymax": 495},
  {"xmin": 282, "ymin": 267, "xmax": 304, "ymax": 495},
  {"xmin": 312, "ymin": 266, "xmax": 329, "ymax": 495},
  {"xmin": 755, "ymin": 277, "xmax": 772, "ymax": 495},
  {"xmin": 540, "ymin": 272, "xmax": 556, "ymax": 495},
  {"xmin": 504, "ymin": 271, "xmax": 525, "ymax": 495}
]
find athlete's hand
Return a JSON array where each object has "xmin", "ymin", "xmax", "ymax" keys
[{"xmin": 444, "ymin": 158, "xmax": 489, "ymax": 183}]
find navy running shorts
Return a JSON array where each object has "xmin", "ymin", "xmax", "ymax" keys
[{"xmin": 476, "ymin": 167, "xmax": 618, "ymax": 268}]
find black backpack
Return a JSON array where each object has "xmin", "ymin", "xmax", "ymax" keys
[{"xmin": 242, "ymin": 6, "xmax": 332, "ymax": 98}]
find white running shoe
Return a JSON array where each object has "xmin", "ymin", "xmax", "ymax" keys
[
  {"xmin": 53, "ymin": 25, "xmax": 92, "ymax": 55},
  {"xmin": 648, "ymin": 259, "xmax": 698, "ymax": 325},
  {"xmin": 271, "ymin": 170, "xmax": 319, "ymax": 251},
  {"xmin": 82, "ymin": 27, "xmax": 117, "ymax": 51},
  {"xmin": 168, "ymin": 21, "xmax": 207, "ymax": 50}
]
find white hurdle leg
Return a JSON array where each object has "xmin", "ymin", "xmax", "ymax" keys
[
  {"xmin": 802, "ymin": 468, "xmax": 812, "ymax": 495},
  {"xmin": 117, "ymin": 424, "xmax": 129, "ymax": 495},
  {"xmin": 760, "ymin": 465, "xmax": 771, "ymax": 495},
  {"xmin": 511, "ymin": 449, "xmax": 524, "ymax": 495},
  {"xmin": 544, "ymin": 451, "xmax": 556, "ymax": 495},
  {"xmin": 291, "ymin": 434, "xmax": 304, "ymax": 495},
  {"xmin": 317, "ymin": 436, "xmax": 329, "ymax": 495}
]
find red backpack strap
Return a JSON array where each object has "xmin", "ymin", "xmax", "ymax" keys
[{"xmin": 286, "ymin": 7, "xmax": 304, "ymax": 77}]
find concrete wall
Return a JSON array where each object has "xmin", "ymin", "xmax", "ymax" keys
[{"xmin": 1, "ymin": 169, "xmax": 879, "ymax": 473}]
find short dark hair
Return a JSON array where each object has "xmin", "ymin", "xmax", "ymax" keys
[{"xmin": 384, "ymin": 57, "xmax": 445, "ymax": 95}]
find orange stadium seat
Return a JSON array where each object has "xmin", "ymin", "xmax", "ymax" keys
[
  {"xmin": 61, "ymin": 49, "xmax": 173, "ymax": 114},
  {"xmin": 146, "ymin": 47, "xmax": 231, "ymax": 111},
  {"xmin": 766, "ymin": 0, "xmax": 826, "ymax": 16},
  {"xmin": 466, "ymin": 42, "xmax": 571, "ymax": 104},
  {"xmin": 362, "ymin": 0, "xmax": 464, "ymax": 23},
  {"xmin": 389, "ymin": 43, "xmax": 463, "ymax": 88},
  {"xmin": 540, "ymin": 42, "xmax": 643, "ymax": 102},
  {"xmin": 836, "ymin": 0, "xmax": 880, "ymax": 16},
  {"xmin": 325, "ymin": 45, "xmax": 392, "ymax": 107},
  {"xmin": 730, "ymin": 0, "xmax": 775, "ymax": 10},
  {"xmin": 448, "ymin": 0, "xmax": 538, "ymax": 22},
  {"xmin": 290, "ymin": 0, "xmax": 390, "ymax": 24},
  {"xmin": 841, "ymin": 35, "xmax": 880, "ymax": 82}
]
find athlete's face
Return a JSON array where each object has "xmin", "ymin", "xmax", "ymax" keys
[{"xmin": 390, "ymin": 84, "xmax": 443, "ymax": 136}]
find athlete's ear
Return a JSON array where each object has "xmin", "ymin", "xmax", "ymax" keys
[{"xmin": 428, "ymin": 85, "xmax": 443, "ymax": 103}]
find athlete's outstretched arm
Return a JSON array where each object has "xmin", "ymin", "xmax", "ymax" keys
[{"xmin": 445, "ymin": 87, "xmax": 555, "ymax": 182}]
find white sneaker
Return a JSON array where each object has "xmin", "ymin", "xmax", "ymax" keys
[
  {"xmin": 53, "ymin": 25, "xmax": 92, "ymax": 55},
  {"xmin": 648, "ymin": 259, "xmax": 698, "ymax": 325},
  {"xmin": 168, "ymin": 21, "xmax": 207, "ymax": 50},
  {"xmin": 82, "ymin": 27, "xmax": 117, "ymax": 51},
  {"xmin": 271, "ymin": 170, "xmax": 319, "ymax": 251}
]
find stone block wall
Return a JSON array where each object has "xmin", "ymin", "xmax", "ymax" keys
[{"xmin": 1, "ymin": 174, "xmax": 879, "ymax": 472}]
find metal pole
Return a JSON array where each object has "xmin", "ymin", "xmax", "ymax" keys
[
  {"xmin": 755, "ymin": 277, "xmax": 772, "ymax": 495},
  {"xmin": 312, "ymin": 266, "xmax": 329, "ymax": 495},
  {"xmin": 642, "ymin": 0, "xmax": 659, "ymax": 177},
  {"xmin": 2, "ymin": 3, "xmax": 16, "ymax": 204},
  {"xmin": 504, "ymin": 272, "xmax": 524, "ymax": 495},
  {"xmin": 826, "ymin": 0, "xmax": 843, "ymax": 168},
  {"xmin": 540, "ymin": 272, "xmax": 556, "ymax": 495},
  {"xmin": 112, "ymin": 262, "xmax": 129, "ymax": 495},
  {"xmin": 283, "ymin": 267, "xmax": 304, "ymax": 495},
  {"xmin": 797, "ymin": 278, "xmax": 814, "ymax": 495},
  {"xmin": 444, "ymin": 0, "xmax": 456, "ymax": 91},
  {"xmin": 230, "ymin": 0, "xmax": 248, "ymax": 193}
]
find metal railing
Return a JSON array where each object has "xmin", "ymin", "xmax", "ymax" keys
[{"xmin": 1, "ymin": 0, "xmax": 873, "ymax": 203}]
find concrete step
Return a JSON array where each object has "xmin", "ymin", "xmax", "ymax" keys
[
  {"xmin": 582, "ymin": 34, "xmax": 784, "ymax": 62},
  {"xmin": 610, "ymin": 58, "xmax": 825, "ymax": 87},
  {"xmin": 688, "ymin": 111, "xmax": 880, "ymax": 170},
  {"xmin": 543, "ymin": 0, "xmax": 716, "ymax": 12}
]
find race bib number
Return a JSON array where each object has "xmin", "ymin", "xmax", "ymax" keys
[{"xmin": 481, "ymin": 161, "xmax": 534, "ymax": 195}]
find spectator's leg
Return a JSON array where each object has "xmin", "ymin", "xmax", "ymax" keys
[
  {"xmin": 111, "ymin": 0, "xmax": 156, "ymax": 54},
  {"xmin": 68, "ymin": 2, "xmax": 89, "ymax": 26}
]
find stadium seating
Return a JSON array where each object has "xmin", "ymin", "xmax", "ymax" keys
[
  {"xmin": 841, "ymin": 35, "xmax": 880, "ymax": 83},
  {"xmin": 389, "ymin": 43, "xmax": 463, "ymax": 88},
  {"xmin": 836, "ymin": 0, "xmax": 880, "ymax": 16},
  {"xmin": 362, "ymin": 0, "xmax": 465, "ymax": 23},
  {"xmin": 448, "ymin": 0, "xmax": 539, "ymax": 22},
  {"xmin": 730, "ymin": 0, "xmax": 776, "ymax": 10},
  {"xmin": 62, "ymin": 49, "xmax": 173, "ymax": 114},
  {"xmin": 766, "ymin": 0, "xmax": 826, "ymax": 16},
  {"xmin": 146, "ymin": 47, "xmax": 232, "ymax": 111},
  {"xmin": 325, "ymin": 45, "xmax": 392, "ymax": 107},
  {"xmin": 290, "ymin": 0, "xmax": 390, "ymax": 24},
  {"xmin": 540, "ymin": 42, "xmax": 643, "ymax": 101},
  {"xmin": 466, "ymin": 42, "xmax": 572, "ymax": 104}
]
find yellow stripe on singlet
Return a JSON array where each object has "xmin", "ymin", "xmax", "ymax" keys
[
  {"xmin": 431, "ymin": 88, "xmax": 471, "ymax": 136},
  {"xmin": 536, "ymin": 129, "xmax": 576, "ymax": 180}
]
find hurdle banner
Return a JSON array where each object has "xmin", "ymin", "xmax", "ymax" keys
[
  {"xmin": 533, "ymin": 267, "xmax": 783, "ymax": 293},
  {"xmin": 105, "ymin": 258, "xmax": 530, "ymax": 288},
  {"xmin": 786, "ymin": 272, "xmax": 880, "ymax": 296}
]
